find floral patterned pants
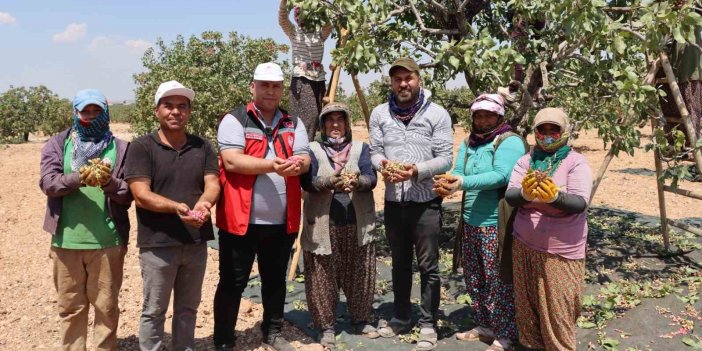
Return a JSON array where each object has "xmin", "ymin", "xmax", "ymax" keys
[
  {"xmin": 304, "ymin": 224, "xmax": 376, "ymax": 329},
  {"xmin": 462, "ymin": 223, "xmax": 517, "ymax": 339},
  {"xmin": 513, "ymin": 238, "xmax": 585, "ymax": 351}
]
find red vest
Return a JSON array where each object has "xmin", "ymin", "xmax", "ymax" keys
[{"xmin": 216, "ymin": 103, "xmax": 302, "ymax": 236}]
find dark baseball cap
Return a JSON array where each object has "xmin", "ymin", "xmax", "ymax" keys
[{"xmin": 389, "ymin": 57, "xmax": 420, "ymax": 76}]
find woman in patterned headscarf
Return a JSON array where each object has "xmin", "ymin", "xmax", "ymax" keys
[
  {"xmin": 434, "ymin": 93, "xmax": 527, "ymax": 351},
  {"xmin": 39, "ymin": 89, "xmax": 132, "ymax": 351},
  {"xmin": 504, "ymin": 108, "xmax": 593, "ymax": 351},
  {"xmin": 300, "ymin": 102, "xmax": 378, "ymax": 348}
]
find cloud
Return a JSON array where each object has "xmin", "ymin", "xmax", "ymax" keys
[
  {"xmin": 86, "ymin": 36, "xmax": 151, "ymax": 55},
  {"xmin": 0, "ymin": 12, "xmax": 16, "ymax": 24},
  {"xmin": 125, "ymin": 39, "xmax": 152, "ymax": 52},
  {"xmin": 87, "ymin": 36, "xmax": 113, "ymax": 50},
  {"xmin": 53, "ymin": 23, "xmax": 87, "ymax": 43}
]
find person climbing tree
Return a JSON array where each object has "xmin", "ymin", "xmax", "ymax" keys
[{"xmin": 279, "ymin": 0, "xmax": 333, "ymax": 141}]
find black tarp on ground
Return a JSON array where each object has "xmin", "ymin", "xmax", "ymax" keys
[{"xmin": 209, "ymin": 205, "xmax": 702, "ymax": 350}]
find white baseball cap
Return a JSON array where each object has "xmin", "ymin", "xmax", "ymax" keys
[
  {"xmin": 154, "ymin": 80, "xmax": 195, "ymax": 106},
  {"xmin": 253, "ymin": 62, "xmax": 284, "ymax": 82}
]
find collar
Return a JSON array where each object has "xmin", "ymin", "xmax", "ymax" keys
[
  {"xmin": 149, "ymin": 131, "xmax": 193, "ymax": 152},
  {"xmin": 250, "ymin": 103, "xmax": 283, "ymax": 129}
]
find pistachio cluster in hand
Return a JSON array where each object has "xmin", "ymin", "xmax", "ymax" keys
[
  {"xmin": 380, "ymin": 161, "xmax": 405, "ymax": 181},
  {"xmin": 339, "ymin": 169, "xmax": 359, "ymax": 192},
  {"xmin": 79, "ymin": 158, "xmax": 112, "ymax": 187},
  {"xmin": 285, "ymin": 155, "xmax": 304, "ymax": 167},
  {"xmin": 186, "ymin": 210, "xmax": 206, "ymax": 222},
  {"xmin": 522, "ymin": 169, "xmax": 558, "ymax": 202},
  {"xmin": 432, "ymin": 174, "xmax": 458, "ymax": 197}
]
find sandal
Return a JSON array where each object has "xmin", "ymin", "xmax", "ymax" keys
[
  {"xmin": 376, "ymin": 318, "xmax": 412, "ymax": 338},
  {"xmin": 352, "ymin": 321, "xmax": 379, "ymax": 339},
  {"xmin": 415, "ymin": 327, "xmax": 438, "ymax": 351},
  {"xmin": 486, "ymin": 338, "xmax": 513, "ymax": 351},
  {"xmin": 319, "ymin": 328, "xmax": 336, "ymax": 349},
  {"xmin": 456, "ymin": 326, "xmax": 495, "ymax": 342}
]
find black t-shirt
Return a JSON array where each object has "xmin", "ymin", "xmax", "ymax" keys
[{"xmin": 125, "ymin": 132, "xmax": 219, "ymax": 247}]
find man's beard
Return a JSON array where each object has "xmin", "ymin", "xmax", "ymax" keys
[{"xmin": 395, "ymin": 87, "xmax": 419, "ymax": 104}]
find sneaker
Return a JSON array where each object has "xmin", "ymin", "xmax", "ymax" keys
[{"xmin": 263, "ymin": 334, "xmax": 295, "ymax": 351}]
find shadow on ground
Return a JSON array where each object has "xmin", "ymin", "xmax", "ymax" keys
[{"xmin": 212, "ymin": 204, "xmax": 702, "ymax": 351}]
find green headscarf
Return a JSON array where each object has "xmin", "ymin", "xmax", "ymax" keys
[{"xmin": 530, "ymin": 145, "xmax": 571, "ymax": 176}]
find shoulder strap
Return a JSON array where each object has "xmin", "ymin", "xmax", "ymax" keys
[
  {"xmin": 493, "ymin": 132, "xmax": 529, "ymax": 155},
  {"xmin": 227, "ymin": 105, "xmax": 249, "ymax": 126}
]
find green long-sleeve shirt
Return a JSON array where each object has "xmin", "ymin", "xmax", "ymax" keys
[{"xmin": 452, "ymin": 135, "xmax": 526, "ymax": 227}]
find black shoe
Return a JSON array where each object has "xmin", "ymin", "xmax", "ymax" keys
[
  {"xmin": 215, "ymin": 343, "xmax": 235, "ymax": 351},
  {"xmin": 264, "ymin": 334, "xmax": 295, "ymax": 351}
]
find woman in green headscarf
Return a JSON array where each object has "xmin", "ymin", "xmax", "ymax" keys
[{"xmin": 504, "ymin": 108, "xmax": 593, "ymax": 351}]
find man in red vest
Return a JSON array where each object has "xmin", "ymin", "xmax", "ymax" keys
[{"xmin": 213, "ymin": 62, "xmax": 311, "ymax": 351}]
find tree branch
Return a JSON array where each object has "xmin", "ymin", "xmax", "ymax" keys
[
  {"xmin": 463, "ymin": 71, "xmax": 480, "ymax": 96},
  {"xmin": 603, "ymin": 7, "xmax": 636, "ymax": 13},
  {"xmin": 620, "ymin": 27, "xmax": 646, "ymax": 41},
  {"xmin": 409, "ymin": 1, "xmax": 461, "ymax": 35},
  {"xmin": 428, "ymin": 0, "xmax": 448, "ymax": 14},
  {"xmin": 407, "ymin": 39, "xmax": 436, "ymax": 58},
  {"xmin": 376, "ymin": 3, "xmax": 411, "ymax": 26}
]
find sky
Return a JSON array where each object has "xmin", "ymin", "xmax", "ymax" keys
[{"xmin": 0, "ymin": 0, "xmax": 427, "ymax": 103}]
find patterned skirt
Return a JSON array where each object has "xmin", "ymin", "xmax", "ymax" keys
[
  {"xmin": 303, "ymin": 224, "xmax": 376, "ymax": 329},
  {"xmin": 513, "ymin": 238, "xmax": 585, "ymax": 351},
  {"xmin": 289, "ymin": 76, "xmax": 326, "ymax": 141}
]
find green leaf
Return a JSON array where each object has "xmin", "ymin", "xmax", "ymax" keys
[
  {"xmin": 682, "ymin": 336, "xmax": 702, "ymax": 349},
  {"xmin": 577, "ymin": 320, "xmax": 597, "ymax": 329},
  {"xmin": 688, "ymin": 12, "xmax": 702, "ymax": 26},
  {"xmin": 448, "ymin": 56, "xmax": 460, "ymax": 70},
  {"xmin": 673, "ymin": 26, "xmax": 686, "ymax": 44},
  {"xmin": 614, "ymin": 36, "xmax": 626, "ymax": 54}
]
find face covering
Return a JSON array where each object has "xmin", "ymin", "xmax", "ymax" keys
[{"xmin": 535, "ymin": 130, "xmax": 568, "ymax": 152}]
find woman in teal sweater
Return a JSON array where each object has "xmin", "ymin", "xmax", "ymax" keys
[{"xmin": 435, "ymin": 94, "xmax": 526, "ymax": 351}]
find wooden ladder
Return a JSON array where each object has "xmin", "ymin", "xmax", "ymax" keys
[{"xmin": 651, "ymin": 52, "xmax": 702, "ymax": 250}]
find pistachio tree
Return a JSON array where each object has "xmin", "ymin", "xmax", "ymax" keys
[
  {"xmin": 293, "ymin": 0, "xmax": 702, "ymax": 195},
  {"xmin": 0, "ymin": 85, "xmax": 71, "ymax": 143},
  {"xmin": 131, "ymin": 31, "xmax": 289, "ymax": 140}
]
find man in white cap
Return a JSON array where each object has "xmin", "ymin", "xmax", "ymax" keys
[
  {"xmin": 125, "ymin": 80, "xmax": 221, "ymax": 351},
  {"xmin": 213, "ymin": 62, "xmax": 310, "ymax": 351}
]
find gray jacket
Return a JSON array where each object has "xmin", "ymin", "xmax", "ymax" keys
[
  {"xmin": 39, "ymin": 128, "xmax": 132, "ymax": 244},
  {"xmin": 369, "ymin": 89, "xmax": 453, "ymax": 203}
]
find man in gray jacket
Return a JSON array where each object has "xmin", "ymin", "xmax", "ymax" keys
[{"xmin": 369, "ymin": 57, "xmax": 453, "ymax": 351}]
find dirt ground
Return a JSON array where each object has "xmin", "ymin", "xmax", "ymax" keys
[{"xmin": 0, "ymin": 122, "xmax": 700, "ymax": 350}]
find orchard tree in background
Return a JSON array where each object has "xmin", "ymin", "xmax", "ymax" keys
[
  {"xmin": 293, "ymin": 0, "xmax": 702, "ymax": 193},
  {"xmin": 0, "ymin": 85, "xmax": 71, "ymax": 143},
  {"xmin": 131, "ymin": 31, "xmax": 289, "ymax": 140}
]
